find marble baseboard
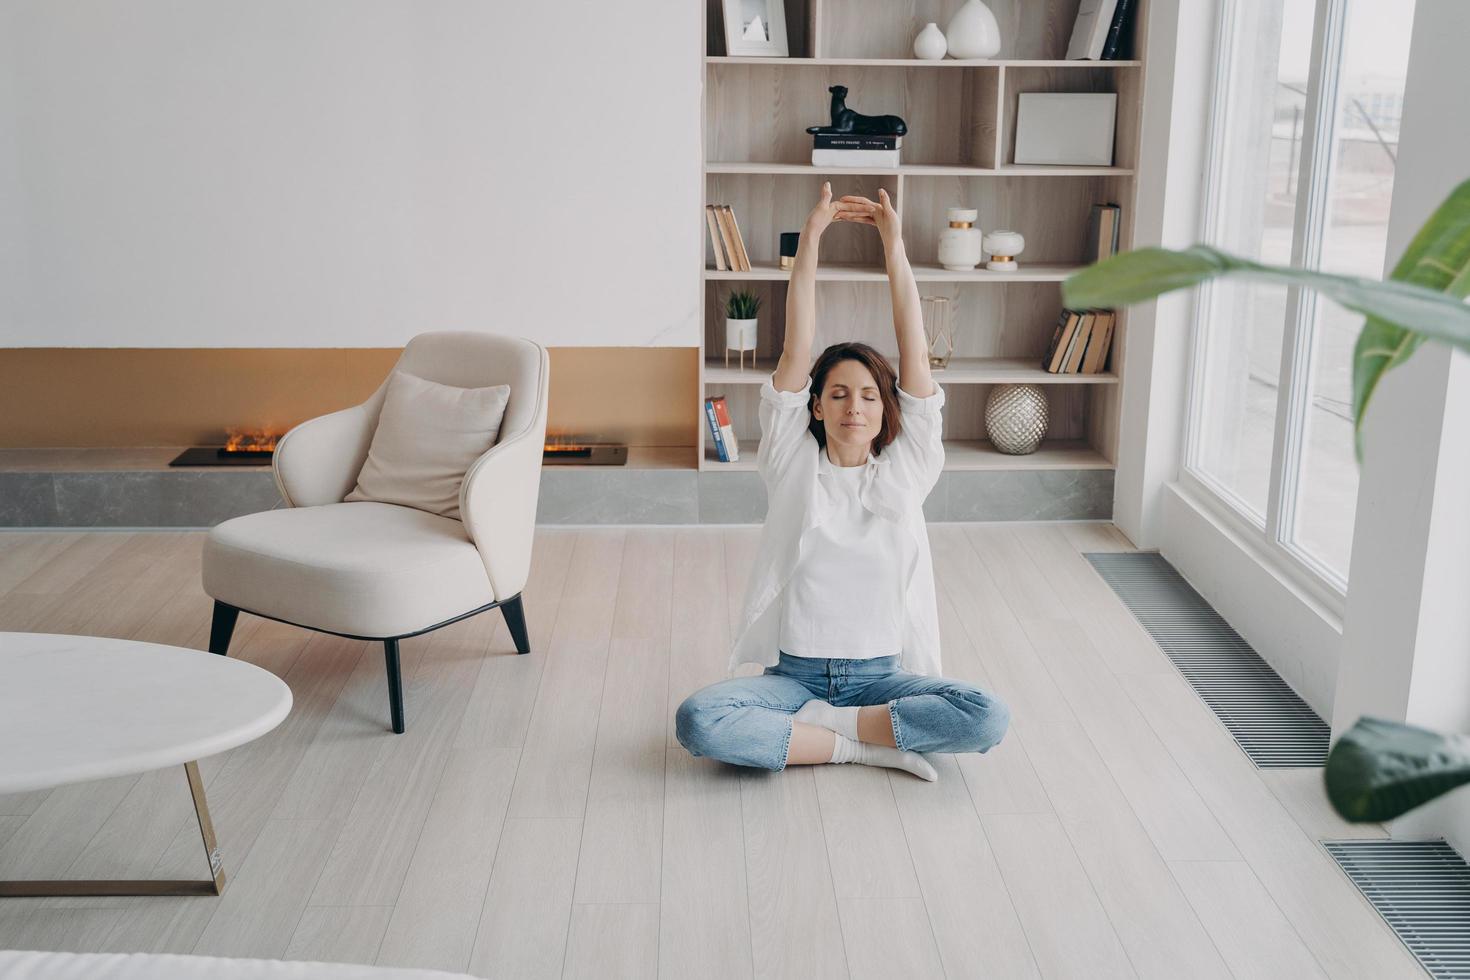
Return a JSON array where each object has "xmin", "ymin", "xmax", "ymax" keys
[{"xmin": 0, "ymin": 467, "xmax": 1113, "ymax": 527}]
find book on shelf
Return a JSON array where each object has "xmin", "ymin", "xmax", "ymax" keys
[
  {"xmin": 704, "ymin": 396, "xmax": 739, "ymax": 462},
  {"xmin": 1084, "ymin": 203, "xmax": 1121, "ymax": 264},
  {"xmin": 1066, "ymin": 0, "xmax": 1121, "ymax": 60},
  {"xmin": 1042, "ymin": 309, "xmax": 1117, "ymax": 374},
  {"xmin": 1080, "ymin": 311, "xmax": 1116, "ymax": 374},
  {"xmin": 811, "ymin": 147, "xmax": 901, "ymax": 168},
  {"xmin": 706, "ymin": 204, "xmax": 751, "ymax": 272},
  {"xmin": 1043, "ymin": 310, "xmax": 1081, "ymax": 373},
  {"xmin": 1062, "ymin": 313, "xmax": 1094, "ymax": 373},
  {"xmin": 811, "ymin": 133, "xmax": 903, "ymax": 151},
  {"xmin": 1101, "ymin": 0, "xmax": 1136, "ymax": 59},
  {"xmin": 722, "ymin": 205, "xmax": 752, "ymax": 272},
  {"xmin": 704, "ymin": 205, "xmax": 728, "ymax": 271}
]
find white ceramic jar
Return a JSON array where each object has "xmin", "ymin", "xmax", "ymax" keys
[
  {"xmin": 982, "ymin": 229, "xmax": 1025, "ymax": 271},
  {"xmin": 938, "ymin": 208, "xmax": 982, "ymax": 271},
  {"xmin": 913, "ymin": 22, "xmax": 947, "ymax": 60}
]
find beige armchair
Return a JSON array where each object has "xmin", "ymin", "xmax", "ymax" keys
[{"xmin": 201, "ymin": 332, "xmax": 549, "ymax": 733}]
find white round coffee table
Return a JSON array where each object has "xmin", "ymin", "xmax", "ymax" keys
[{"xmin": 0, "ymin": 632, "xmax": 292, "ymax": 897}]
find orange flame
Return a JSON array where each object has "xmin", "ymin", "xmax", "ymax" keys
[{"xmin": 223, "ymin": 428, "xmax": 280, "ymax": 453}]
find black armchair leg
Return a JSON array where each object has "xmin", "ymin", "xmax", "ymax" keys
[
  {"xmin": 384, "ymin": 638, "xmax": 405, "ymax": 734},
  {"xmin": 501, "ymin": 594, "xmax": 531, "ymax": 654},
  {"xmin": 209, "ymin": 602, "xmax": 240, "ymax": 656}
]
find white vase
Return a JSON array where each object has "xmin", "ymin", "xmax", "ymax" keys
[
  {"xmin": 945, "ymin": 0, "xmax": 1002, "ymax": 59},
  {"xmin": 913, "ymin": 22, "xmax": 947, "ymax": 60},
  {"xmin": 937, "ymin": 207, "xmax": 982, "ymax": 271}
]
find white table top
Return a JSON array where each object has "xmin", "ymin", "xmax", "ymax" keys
[{"xmin": 0, "ymin": 632, "xmax": 293, "ymax": 794}]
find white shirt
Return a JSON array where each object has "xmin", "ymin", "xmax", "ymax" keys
[
  {"xmin": 727, "ymin": 371, "xmax": 947, "ymax": 677},
  {"xmin": 779, "ymin": 452, "xmax": 912, "ymax": 658}
]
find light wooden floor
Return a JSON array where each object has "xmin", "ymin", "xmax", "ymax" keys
[{"xmin": 0, "ymin": 525, "xmax": 1425, "ymax": 979}]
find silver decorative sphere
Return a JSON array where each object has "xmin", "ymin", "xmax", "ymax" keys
[{"xmin": 984, "ymin": 384, "xmax": 1049, "ymax": 455}]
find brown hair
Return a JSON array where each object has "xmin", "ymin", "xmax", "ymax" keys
[{"xmin": 806, "ymin": 342, "xmax": 902, "ymax": 456}]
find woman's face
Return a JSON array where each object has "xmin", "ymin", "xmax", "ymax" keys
[{"xmin": 813, "ymin": 359, "xmax": 885, "ymax": 453}]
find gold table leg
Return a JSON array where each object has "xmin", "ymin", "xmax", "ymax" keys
[{"xmin": 0, "ymin": 761, "xmax": 227, "ymax": 898}]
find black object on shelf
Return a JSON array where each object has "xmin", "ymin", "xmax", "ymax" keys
[{"xmin": 806, "ymin": 85, "xmax": 907, "ymax": 137}]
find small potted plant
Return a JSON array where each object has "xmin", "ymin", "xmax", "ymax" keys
[{"xmin": 724, "ymin": 290, "xmax": 762, "ymax": 370}]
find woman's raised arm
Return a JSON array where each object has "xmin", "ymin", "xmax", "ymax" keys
[
  {"xmin": 775, "ymin": 181, "xmax": 852, "ymax": 393},
  {"xmin": 840, "ymin": 188, "xmax": 935, "ymax": 399}
]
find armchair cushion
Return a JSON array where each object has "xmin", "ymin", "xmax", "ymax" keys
[
  {"xmin": 203, "ymin": 502, "xmax": 495, "ymax": 639},
  {"xmin": 345, "ymin": 370, "xmax": 511, "ymax": 521}
]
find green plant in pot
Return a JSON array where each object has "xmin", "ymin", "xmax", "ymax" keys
[
  {"xmin": 724, "ymin": 290, "xmax": 762, "ymax": 370},
  {"xmin": 1062, "ymin": 178, "xmax": 1470, "ymax": 824}
]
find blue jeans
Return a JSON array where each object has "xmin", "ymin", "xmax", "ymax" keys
[{"xmin": 674, "ymin": 653, "xmax": 1010, "ymax": 771}]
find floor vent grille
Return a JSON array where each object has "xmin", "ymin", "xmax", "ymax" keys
[
  {"xmin": 1325, "ymin": 839, "xmax": 1470, "ymax": 979},
  {"xmin": 1084, "ymin": 551, "xmax": 1329, "ymax": 768}
]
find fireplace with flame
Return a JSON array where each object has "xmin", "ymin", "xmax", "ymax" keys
[
  {"xmin": 169, "ymin": 428, "xmax": 282, "ymax": 467},
  {"xmin": 542, "ymin": 430, "xmax": 627, "ymax": 466}
]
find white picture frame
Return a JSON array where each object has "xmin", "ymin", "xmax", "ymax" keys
[
  {"xmin": 1013, "ymin": 92, "xmax": 1117, "ymax": 166},
  {"xmin": 722, "ymin": 0, "xmax": 789, "ymax": 57}
]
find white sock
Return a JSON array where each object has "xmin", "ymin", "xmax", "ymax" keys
[
  {"xmin": 829, "ymin": 733, "xmax": 937, "ymax": 782},
  {"xmin": 794, "ymin": 699, "xmax": 861, "ymax": 741}
]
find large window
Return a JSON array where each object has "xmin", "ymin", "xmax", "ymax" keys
[{"xmin": 1187, "ymin": 0, "xmax": 1415, "ymax": 590}]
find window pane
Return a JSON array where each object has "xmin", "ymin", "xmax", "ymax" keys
[
  {"xmin": 1192, "ymin": 0, "xmax": 1315, "ymax": 520},
  {"xmin": 1290, "ymin": 0, "xmax": 1415, "ymax": 579}
]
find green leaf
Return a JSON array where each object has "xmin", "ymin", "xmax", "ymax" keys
[
  {"xmin": 1063, "ymin": 246, "xmax": 1470, "ymax": 357},
  {"xmin": 1351, "ymin": 179, "xmax": 1470, "ymax": 460},
  {"xmin": 1062, "ymin": 180, "xmax": 1470, "ymax": 462},
  {"xmin": 1325, "ymin": 716, "xmax": 1470, "ymax": 822}
]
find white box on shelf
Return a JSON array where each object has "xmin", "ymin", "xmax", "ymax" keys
[
  {"xmin": 811, "ymin": 147, "xmax": 901, "ymax": 168},
  {"xmin": 1013, "ymin": 92, "xmax": 1117, "ymax": 166}
]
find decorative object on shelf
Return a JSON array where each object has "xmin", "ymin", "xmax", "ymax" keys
[
  {"xmin": 722, "ymin": 0, "xmax": 789, "ymax": 57},
  {"xmin": 944, "ymin": 0, "xmax": 1002, "ymax": 59},
  {"xmin": 808, "ymin": 85, "xmax": 907, "ymax": 167},
  {"xmin": 779, "ymin": 231, "xmax": 801, "ymax": 271},
  {"xmin": 807, "ymin": 85, "xmax": 907, "ymax": 136},
  {"xmin": 1014, "ymin": 92, "xmax": 1117, "ymax": 166},
  {"xmin": 921, "ymin": 296, "xmax": 955, "ymax": 369},
  {"xmin": 913, "ymin": 22, "xmax": 948, "ymax": 60},
  {"xmin": 1084, "ymin": 203, "xmax": 1121, "ymax": 263},
  {"xmin": 938, "ymin": 208, "xmax": 983, "ymax": 271},
  {"xmin": 985, "ymin": 384, "xmax": 1049, "ymax": 455},
  {"xmin": 724, "ymin": 290, "xmax": 761, "ymax": 369},
  {"xmin": 983, "ymin": 230, "xmax": 1025, "ymax": 271}
]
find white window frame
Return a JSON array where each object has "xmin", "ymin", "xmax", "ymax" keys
[{"xmin": 1179, "ymin": 0, "xmax": 1361, "ymax": 618}]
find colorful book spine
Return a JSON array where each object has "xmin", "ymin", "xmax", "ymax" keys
[
  {"xmin": 711, "ymin": 395, "xmax": 739, "ymax": 462},
  {"xmin": 704, "ymin": 397, "xmax": 729, "ymax": 462}
]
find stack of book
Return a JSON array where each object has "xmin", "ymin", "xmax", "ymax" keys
[
  {"xmin": 705, "ymin": 204, "xmax": 751, "ymax": 272},
  {"xmin": 811, "ymin": 133, "xmax": 902, "ymax": 168},
  {"xmin": 704, "ymin": 395, "xmax": 740, "ymax": 462},
  {"xmin": 1085, "ymin": 202, "xmax": 1121, "ymax": 264},
  {"xmin": 1066, "ymin": 0, "xmax": 1136, "ymax": 60},
  {"xmin": 1042, "ymin": 309, "xmax": 1116, "ymax": 374}
]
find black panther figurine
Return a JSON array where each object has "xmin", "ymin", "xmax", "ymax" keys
[{"xmin": 805, "ymin": 85, "xmax": 908, "ymax": 137}]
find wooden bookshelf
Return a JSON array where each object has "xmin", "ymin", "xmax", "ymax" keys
[{"xmin": 699, "ymin": 0, "xmax": 1148, "ymax": 474}]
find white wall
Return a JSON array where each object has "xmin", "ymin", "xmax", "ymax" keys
[
  {"xmin": 1113, "ymin": 0, "xmax": 1214, "ymax": 549},
  {"xmin": 0, "ymin": 1, "xmax": 702, "ymax": 348}
]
